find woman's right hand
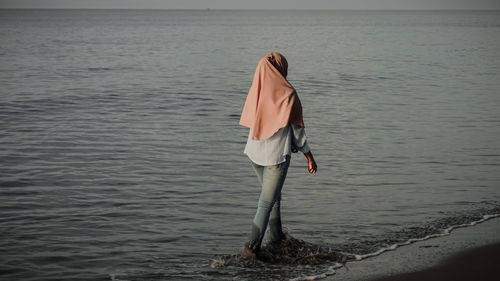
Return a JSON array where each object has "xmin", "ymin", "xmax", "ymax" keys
[{"xmin": 304, "ymin": 151, "xmax": 317, "ymax": 174}]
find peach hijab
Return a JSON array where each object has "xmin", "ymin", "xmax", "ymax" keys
[{"xmin": 239, "ymin": 52, "xmax": 304, "ymax": 140}]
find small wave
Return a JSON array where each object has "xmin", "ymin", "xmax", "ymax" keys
[
  {"xmin": 352, "ymin": 212, "xmax": 500, "ymax": 261},
  {"xmin": 288, "ymin": 211, "xmax": 500, "ymax": 281}
]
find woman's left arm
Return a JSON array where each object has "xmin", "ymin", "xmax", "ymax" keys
[{"xmin": 291, "ymin": 125, "xmax": 318, "ymax": 174}]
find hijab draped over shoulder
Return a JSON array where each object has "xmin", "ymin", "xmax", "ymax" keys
[{"xmin": 239, "ymin": 52, "xmax": 304, "ymax": 140}]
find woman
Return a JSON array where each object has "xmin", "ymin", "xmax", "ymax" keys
[{"xmin": 239, "ymin": 52, "xmax": 317, "ymax": 257}]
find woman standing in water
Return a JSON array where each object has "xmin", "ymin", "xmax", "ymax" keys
[{"xmin": 239, "ymin": 52, "xmax": 317, "ymax": 257}]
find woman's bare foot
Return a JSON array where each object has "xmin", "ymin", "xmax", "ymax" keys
[{"xmin": 236, "ymin": 242, "xmax": 257, "ymax": 260}]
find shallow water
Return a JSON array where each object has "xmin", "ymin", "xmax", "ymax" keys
[{"xmin": 1, "ymin": 9, "xmax": 500, "ymax": 281}]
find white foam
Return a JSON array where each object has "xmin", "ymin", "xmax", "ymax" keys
[
  {"xmin": 288, "ymin": 263, "xmax": 343, "ymax": 281},
  {"xmin": 210, "ymin": 257, "xmax": 227, "ymax": 268}
]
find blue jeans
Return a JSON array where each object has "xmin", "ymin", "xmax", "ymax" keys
[{"xmin": 248, "ymin": 155, "xmax": 290, "ymax": 252}]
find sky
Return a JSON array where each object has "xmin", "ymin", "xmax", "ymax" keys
[{"xmin": 1, "ymin": 0, "xmax": 499, "ymax": 10}]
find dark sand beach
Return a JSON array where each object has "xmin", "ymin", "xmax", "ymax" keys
[
  {"xmin": 326, "ymin": 218, "xmax": 500, "ymax": 281},
  {"xmin": 370, "ymin": 242, "xmax": 500, "ymax": 281}
]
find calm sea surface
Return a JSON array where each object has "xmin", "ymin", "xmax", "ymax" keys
[{"xmin": 1, "ymin": 9, "xmax": 500, "ymax": 281}]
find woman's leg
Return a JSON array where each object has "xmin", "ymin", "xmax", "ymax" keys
[
  {"xmin": 248, "ymin": 156, "xmax": 290, "ymax": 252},
  {"xmin": 268, "ymin": 191, "xmax": 285, "ymax": 243},
  {"xmin": 251, "ymin": 161, "xmax": 264, "ymax": 186}
]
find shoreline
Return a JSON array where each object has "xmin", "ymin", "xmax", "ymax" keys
[
  {"xmin": 369, "ymin": 242, "xmax": 500, "ymax": 281},
  {"xmin": 324, "ymin": 216, "xmax": 500, "ymax": 281}
]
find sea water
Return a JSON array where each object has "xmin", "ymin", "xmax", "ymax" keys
[{"xmin": 1, "ymin": 9, "xmax": 500, "ymax": 280}]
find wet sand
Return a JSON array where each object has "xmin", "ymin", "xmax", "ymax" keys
[
  {"xmin": 326, "ymin": 217, "xmax": 500, "ymax": 281},
  {"xmin": 369, "ymin": 242, "xmax": 500, "ymax": 281}
]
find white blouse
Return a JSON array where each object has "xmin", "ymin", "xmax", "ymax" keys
[{"xmin": 244, "ymin": 125, "xmax": 311, "ymax": 166}]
